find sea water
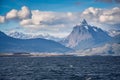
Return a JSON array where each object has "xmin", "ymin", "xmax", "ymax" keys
[{"xmin": 0, "ymin": 56, "xmax": 120, "ymax": 80}]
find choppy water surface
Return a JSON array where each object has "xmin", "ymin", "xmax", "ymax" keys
[{"xmin": 0, "ymin": 56, "xmax": 120, "ymax": 80}]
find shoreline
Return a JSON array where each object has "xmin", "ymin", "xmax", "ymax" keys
[{"xmin": 0, "ymin": 53, "xmax": 120, "ymax": 57}]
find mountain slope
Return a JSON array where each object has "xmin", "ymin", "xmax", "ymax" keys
[
  {"xmin": 61, "ymin": 19, "xmax": 111, "ymax": 50},
  {"xmin": 0, "ymin": 31, "xmax": 71, "ymax": 53}
]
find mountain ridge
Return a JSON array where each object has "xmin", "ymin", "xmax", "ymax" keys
[
  {"xmin": 0, "ymin": 31, "xmax": 72, "ymax": 53},
  {"xmin": 7, "ymin": 31, "xmax": 61, "ymax": 41}
]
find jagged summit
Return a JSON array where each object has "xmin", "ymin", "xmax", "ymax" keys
[
  {"xmin": 75, "ymin": 19, "xmax": 89, "ymax": 30},
  {"xmin": 81, "ymin": 19, "xmax": 88, "ymax": 25}
]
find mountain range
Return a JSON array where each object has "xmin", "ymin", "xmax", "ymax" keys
[
  {"xmin": 0, "ymin": 19, "xmax": 119, "ymax": 55},
  {"xmin": 7, "ymin": 31, "xmax": 61, "ymax": 41},
  {"xmin": 0, "ymin": 31, "xmax": 71, "ymax": 53}
]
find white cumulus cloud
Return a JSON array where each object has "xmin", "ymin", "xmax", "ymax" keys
[
  {"xmin": 81, "ymin": 7, "xmax": 120, "ymax": 25},
  {"xmin": 99, "ymin": 7, "xmax": 120, "ymax": 24},
  {"xmin": 20, "ymin": 19, "xmax": 32, "ymax": 25},
  {"xmin": 6, "ymin": 9, "xmax": 18, "ymax": 19},
  {"xmin": 6, "ymin": 6, "xmax": 31, "ymax": 20},
  {"xmin": 3, "ymin": 6, "xmax": 120, "ymax": 27},
  {"xmin": 0, "ymin": 16, "xmax": 5, "ymax": 23},
  {"xmin": 19, "ymin": 10, "xmax": 79, "ymax": 31},
  {"xmin": 18, "ymin": 6, "xmax": 31, "ymax": 19}
]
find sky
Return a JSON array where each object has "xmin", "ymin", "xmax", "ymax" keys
[{"xmin": 0, "ymin": 0, "xmax": 120, "ymax": 37}]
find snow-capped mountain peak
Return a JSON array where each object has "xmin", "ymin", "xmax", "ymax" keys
[
  {"xmin": 61, "ymin": 19, "xmax": 111, "ymax": 50},
  {"xmin": 74, "ymin": 19, "xmax": 89, "ymax": 31},
  {"xmin": 81, "ymin": 19, "xmax": 88, "ymax": 25}
]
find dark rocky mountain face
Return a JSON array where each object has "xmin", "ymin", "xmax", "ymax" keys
[{"xmin": 61, "ymin": 19, "xmax": 111, "ymax": 50}]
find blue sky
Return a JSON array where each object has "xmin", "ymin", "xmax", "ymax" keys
[
  {"xmin": 0, "ymin": 0, "xmax": 120, "ymax": 37},
  {"xmin": 0, "ymin": 0, "xmax": 118, "ymax": 15}
]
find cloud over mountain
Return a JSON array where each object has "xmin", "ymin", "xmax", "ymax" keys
[
  {"xmin": 82, "ymin": 7, "xmax": 120, "ymax": 25},
  {"xmin": 20, "ymin": 10, "xmax": 78, "ymax": 27},
  {"xmin": 0, "ymin": 6, "xmax": 120, "ymax": 37},
  {"xmin": 2, "ymin": 6, "xmax": 120, "ymax": 26}
]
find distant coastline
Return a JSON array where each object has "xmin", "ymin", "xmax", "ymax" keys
[
  {"xmin": 0, "ymin": 52, "xmax": 75, "ymax": 57},
  {"xmin": 0, "ymin": 52, "xmax": 119, "ymax": 57}
]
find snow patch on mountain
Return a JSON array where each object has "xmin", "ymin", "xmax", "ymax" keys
[
  {"xmin": 108, "ymin": 29, "xmax": 120, "ymax": 37},
  {"xmin": 7, "ymin": 31, "xmax": 62, "ymax": 41},
  {"xmin": 84, "ymin": 26, "xmax": 88, "ymax": 29},
  {"xmin": 93, "ymin": 28, "xmax": 97, "ymax": 32}
]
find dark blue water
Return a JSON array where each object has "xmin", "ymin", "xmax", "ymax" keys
[{"xmin": 0, "ymin": 56, "xmax": 120, "ymax": 80}]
